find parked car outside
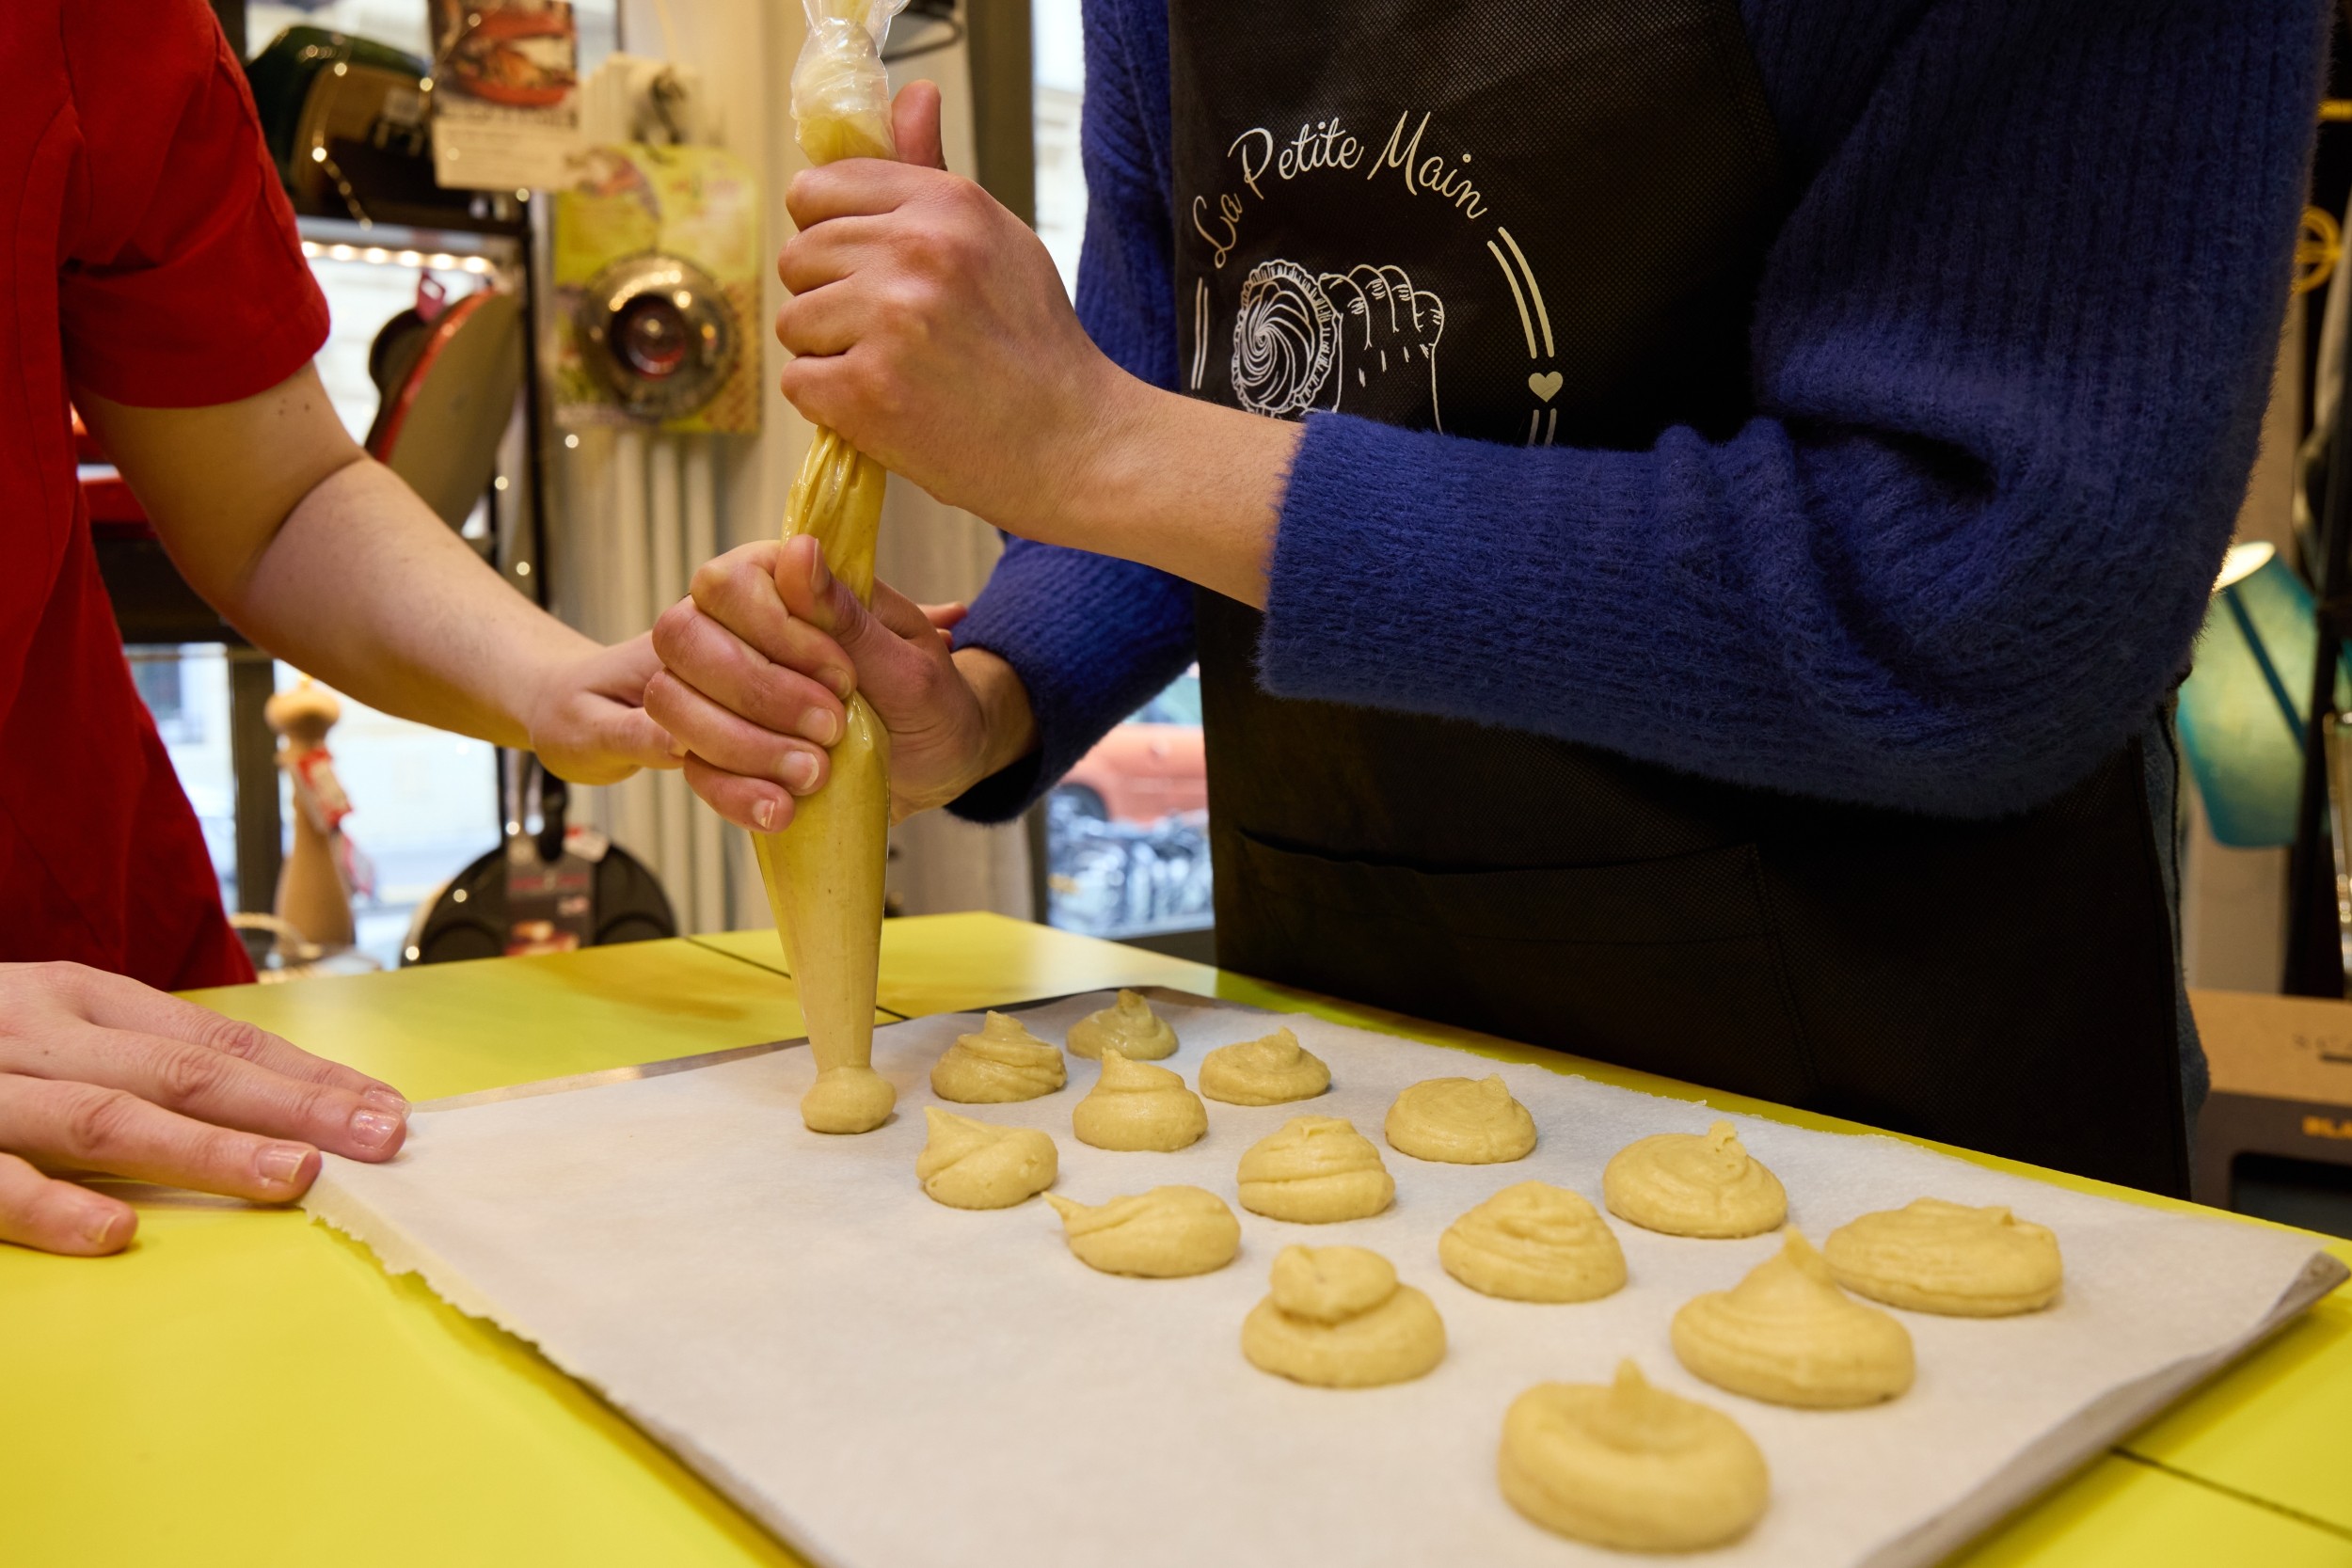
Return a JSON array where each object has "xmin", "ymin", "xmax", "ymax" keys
[{"xmin": 1055, "ymin": 667, "xmax": 1204, "ymax": 825}]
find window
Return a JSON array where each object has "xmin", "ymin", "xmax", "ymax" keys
[{"xmin": 1030, "ymin": 0, "xmax": 1212, "ymax": 943}]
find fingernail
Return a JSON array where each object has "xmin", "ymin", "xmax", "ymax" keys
[
  {"xmin": 784, "ymin": 752, "xmax": 821, "ymax": 794},
  {"xmin": 755, "ymin": 798, "xmax": 778, "ymax": 832},
  {"xmin": 82, "ymin": 1204, "xmax": 128, "ymax": 1250},
  {"xmin": 803, "ymin": 708, "xmax": 841, "ymax": 746},
  {"xmin": 823, "ymin": 667, "xmax": 855, "ymax": 701},
  {"xmin": 360, "ymin": 1085, "xmax": 409, "ymax": 1116},
  {"xmin": 808, "ymin": 548, "xmax": 833, "ymax": 596},
  {"xmin": 257, "ymin": 1143, "xmax": 314, "ymax": 1186},
  {"xmin": 349, "ymin": 1108, "xmax": 402, "ymax": 1151}
]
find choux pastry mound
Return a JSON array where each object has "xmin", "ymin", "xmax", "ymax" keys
[
  {"xmin": 1824, "ymin": 1197, "xmax": 2063, "ymax": 1316},
  {"xmin": 1236, "ymin": 1116, "xmax": 1394, "ymax": 1223},
  {"xmin": 800, "ymin": 1065, "xmax": 895, "ymax": 1134},
  {"xmin": 1241, "ymin": 1244, "xmax": 1446, "ymax": 1387},
  {"xmin": 1384, "ymin": 1074, "xmax": 1538, "ymax": 1164},
  {"xmin": 1044, "ymin": 1185, "xmax": 1240, "ymax": 1277},
  {"xmin": 1440, "ymin": 1181, "xmax": 1627, "ymax": 1304},
  {"xmin": 1066, "ymin": 990, "xmax": 1179, "ymax": 1061},
  {"xmin": 1499, "ymin": 1360, "xmax": 1771, "ymax": 1553},
  {"xmin": 1672, "ymin": 1229, "xmax": 1915, "ymax": 1408},
  {"xmin": 914, "ymin": 1107, "xmax": 1058, "ymax": 1210},
  {"xmin": 930, "ymin": 1012, "xmax": 1067, "ymax": 1103},
  {"xmin": 1071, "ymin": 1051, "xmax": 1209, "ymax": 1152},
  {"xmin": 1604, "ymin": 1119, "xmax": 1788, "ymax": 1239},
  {"xmin": 1198, "ymin": 1025, "xmax": 1331, "ymax": 1106}
]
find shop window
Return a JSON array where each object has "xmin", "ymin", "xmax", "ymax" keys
[
  {"xmin": 1030, "ymin": 0, "xmax": 1212, "ymax": 944},
  {"xmin": 1043, "ymin": 670, "xmax": 1214, "ymax": 940},
  {"xmin": 131, "ymin": 645, "xmax": 241, "ymax": 911}
]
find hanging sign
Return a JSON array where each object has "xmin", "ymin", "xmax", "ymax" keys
[{"xmin": 428, "ymin": 0, "xmax": 584, "ymax": 191}]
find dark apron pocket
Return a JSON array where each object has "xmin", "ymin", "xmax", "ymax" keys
[{"xmin": 1216, "ymin": 829, "xmax": 1820, "ymax": 1106}]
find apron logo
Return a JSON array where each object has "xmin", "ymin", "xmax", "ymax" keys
[
  {"xmin": 1186, "ymin": 106, "xmax": 1557, "ymax": 444},
  {"xmin": 1229, "ymin": 259, "xmax": 1448, "ymax": 429}
]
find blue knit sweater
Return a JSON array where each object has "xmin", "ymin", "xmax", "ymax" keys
[{"xmin": 950, "ymin": 0, "xmax": 2328, "ymax": 824}]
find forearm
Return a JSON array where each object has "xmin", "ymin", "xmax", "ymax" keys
[
  {"xmin": 953, "ymin": 646, "xmax": 1041, "ymax": 784},
  {"xmin": 1021, "ymin": 380, "xmax": 1298, "ymax": 609},
  {"xmin": 222, "ymin": 457, "xmax": 592, "ymax": 746}
]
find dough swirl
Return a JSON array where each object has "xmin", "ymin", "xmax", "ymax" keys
[
  {"xmin": 1440, "ymin": 1181, "xmax": 1626, "ymax": 1303},
  {"xmin": 800, "ymin": 1065, "xmax": 895, "ymax": 1134},
  {"xmin": 1241, "ymin": 1244, "xmax": 1445, "ymax": 1387},
  {"xmin": 1044, "ymin": 1185, "xmax": 1240, "ymax": 1277},
  {"xmin": 914, "ymin": 1107, "xmax": 1058, "ymax": 1210},
  {"xmin": 1072, "ymin": 1051, "xmax": 1209, "ymax": 1151},
  {"xmin": 1236, "ymin": 1116, "xmax": 1394, "ymax": 1223},
  {"xmin": 1384, "ymin": 1074, "xmax": 1537, "ymax": 1164},
  {"xmin": 1066, "ymin": 990, "xmax": 1179, "ymax": 1061},
  {"xmin": 1499, "ymin": 1360, "xmax": 1770, "ymax": 1552},
  {"xmin": 1603, "ymin": 1120, "xmax": 1788, "ymax": 1238},
  {"xmin": 1198, "ymin": 1026, "xmax": 1330, "ymax": 1106},
  {"xmin": 930, "ymin": 1012, "xmax": 1067, "ymax": 1103},
  {"xmin": 1672, "ymin": 1228, "xmax": 1915, "ymax": 1408},
  {"xmin": 1824, "ymin": 1197, "xmax": 2063, "ymax": 1316}
]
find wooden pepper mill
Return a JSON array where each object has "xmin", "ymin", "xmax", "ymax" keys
[{"xmin": 263, "ymin": 677, "xmax": 357, "ymax": 951}]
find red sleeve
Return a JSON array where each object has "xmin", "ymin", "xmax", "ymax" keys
[{"xmin": 56, "ymin": 0, "xmax": 330, "ymax": 408}]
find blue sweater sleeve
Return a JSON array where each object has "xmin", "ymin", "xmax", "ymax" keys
[
  {"xmin": 946, "ymin": 0, "xmax": 1197, "ymax": 823},
  {"xmin": 961, "ymin": 0, "xmax": 2326, "ymax": 824},
  {"xmin": 1263, "ymin": 0, "xmax": 2328, "ymax": 817}
]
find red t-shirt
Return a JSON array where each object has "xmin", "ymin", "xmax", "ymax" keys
[{"xmin": 2, "ymin": 2, "xmax": 330, "ymax": 988}]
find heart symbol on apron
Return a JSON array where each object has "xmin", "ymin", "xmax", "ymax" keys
[{"xmin": 1528, "ymin": 371, "xmax": 1564, "ymax": 402}]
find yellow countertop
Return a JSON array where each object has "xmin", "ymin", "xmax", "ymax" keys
[{"xmin": 0, "ymin": 912, "xmax": 2344, "ymax": 1567}]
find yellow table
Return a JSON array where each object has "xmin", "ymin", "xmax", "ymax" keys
[{"xmin": 2, "ymin": 913, "xmax": 2344, "ymax": 1567}]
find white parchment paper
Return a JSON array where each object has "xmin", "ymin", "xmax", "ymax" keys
[{"xmin": 306, "ymin": 992, "xmax": 2344, "ymax": 1568}]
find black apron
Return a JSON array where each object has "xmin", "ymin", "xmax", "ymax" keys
[{"xmin": 1169, "ymin": 0, "xmax": 2191, "ymax": 1195}]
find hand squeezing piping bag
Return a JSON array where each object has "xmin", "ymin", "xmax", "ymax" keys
[{"xmin": 755, "ymin": 0, "xmax": 911, "ymax": 1135}]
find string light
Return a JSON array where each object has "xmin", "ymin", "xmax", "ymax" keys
[{"xmin": 298, "ymin": 240, "xmax": 496, "ymax": 274}]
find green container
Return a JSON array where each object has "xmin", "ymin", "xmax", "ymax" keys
[{"xmin": 2178, "ymin": 543, "xmax": 2348, "ymax": 847}]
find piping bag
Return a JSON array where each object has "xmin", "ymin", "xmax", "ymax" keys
[{"xmin": 755, "ymin": 0, "xmax": 911, "ymax": 1134}]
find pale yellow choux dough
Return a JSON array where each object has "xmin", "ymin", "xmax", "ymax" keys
[
  {"xmin": 1236, "ymin": 1116, "xmax": 1394, "ymax": 1223},
  {"xmin": 1385, "ymin": 1074, "xmax": 1538, "ymax": 1164},
  {"xmin": 1043, "ymin": 1185, "xmax": 1240, "ymax": 1276},
  {"xmin": 914, "ymin": 1107, "xmax": 1058, "ymax": 1210},
  {"xmin": 1672, "ymin": 1228, "xmax": 1915, "ymax": 1408},
  {"xmin": 930, "ymin": 1012, "xmax": 1067, "ymax": 1103},
  {"xmin": 1824, "ymin": 1198, "xmax": 2063, "ymax": 1316},
  {"xmin": 1071, "ymin": 1050, "xmax": 1209, "ymax": 1151},
  {"xmin": 801, "ymin": 1065, "xmax": 895, "ymax": 1134},
  {"xmin": 1603, "ymin": 1119, "xmax": 1788, "ymax": 1239},
  {"xmin": 1241, "ymin": 1244, "xmax": 1445, "ymax": 1387},
  {"xmin": 1440, "ymin": 1181, "xmax": 1627, "ymax": 1303},
  {"xmin": 1065, "ymin": 990, "xmax": 1179, "ymax": 1061},
  {"xmin": 1197, "ymin": 1025, "xmax": 1331, "ymax": 1106},
  {"xmin": 1499, "ymin": 1360, "xmax": 1770, "ymax": 1552}
]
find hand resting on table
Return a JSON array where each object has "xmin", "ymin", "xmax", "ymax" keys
[{"xmin": 0, "ymin": 962, "xmax": 408, "ymax": 1256}]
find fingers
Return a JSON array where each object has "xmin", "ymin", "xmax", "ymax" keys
[
  {"xmin": 682, "ymin": 752, "xmax": 797, "ymax": 833},
  {"xmin": 13, "ymin": 1025, "xmax": 406, "ymax": 1164},
  {"xmin": 776, "ymin": 217, "xmax": 890, "ymax": 297},
  {"xmin": 892, "ymin": 80, "xmax": 947, "ymax": 171},
  {"xmin": 918, "ymin": 599, "xmax": 970, "ymax": 634},
  {"xmin": 642, "ymin": 671, "xmax": 834, "ymax": 797},
  {"xmin": 0, "ymin": 1074, "xmax": 324, "ymax": 1204},
  {"xmin": 775, "ymin": 282, "xmax": 868, "ymax": 361},
  {"xmin": 0, "ymin": 1151, "xmax": 134, "ymax": 1257},
  {"xmin": 650, "ymin": 595, "xmax": 848, "ymax": 743},
  {"xmin": 784, "ymin": 159, "xmax": 939, "ymax": 230},
  {"xmin": 46, "ymin": 963, "xmax": 404, "ymax": 1106},
  {"xmin": 685, "ymin": 544, "xmax": 856, "ymax": 697}
]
